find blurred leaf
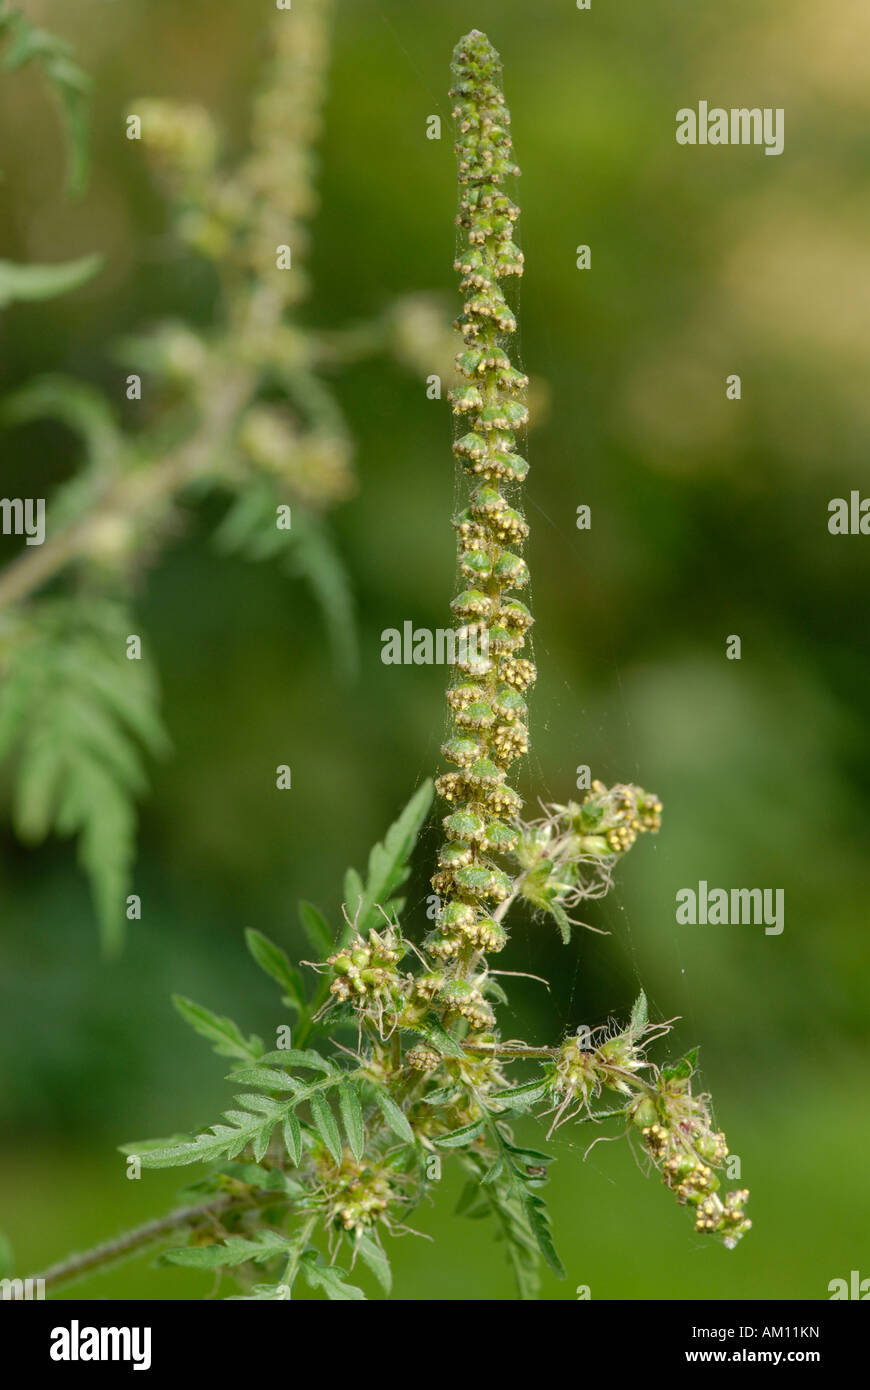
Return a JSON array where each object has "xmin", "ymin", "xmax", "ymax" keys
[
  {"xmin": 215, "ymin": 488, "xmax": 358, "ymax": 681},
  {"xmin": 0, "ymin": 598, "xmax": 169, "ymax": 953},
  {"xmin": 283, "ymin": 510, "xmax": 358, "ymax": 681},
  {"xmin": 1, "ymin": 3, "xmax": 92, "ymax": 194},
  {"xmin": 0, "ymin": 255, "xmax": 102, "ymax": 309},
  {"xmin": 0, "ymin": 374, "xmax": 122, "ymax": 471}
]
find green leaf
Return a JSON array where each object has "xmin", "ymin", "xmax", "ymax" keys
[
  {"xmin": 298, "ymin": 900, "xmax": 334, "ymax": 957},
  {"xmin": 226, "ymin": 1066, "xmax": 301, "ymax": 1092},
  {"xmin": 283, "ymin": 510, "xmax": 359, "ymax": 682},
  {"xmin": 476, "ymin": 1163, "xmax": 541, "ymax": 1300},
  {"xmin": 162, "ymin": 1230, "xmax": 294, "ymax": 1271},
  {"xmin": 309, "ymin": 1093, "xmax": 342, "ymax": 1163},
  {"xmin": 172, "ymin": 996, "xmax": 264, "ymax": 1064},
  {"xmin": 215, "ymin": 488, "xmax": 358, "ymax": 681},
  {"xmin": 490, "ymin": 1077, "xmax": 550, "ymax": 1110},
  {"xmin": 282, "ymin": 1112, "xmax": 302, "ymax": 1166},
  {"xmin": 629, "ymin": 990, "xmax": 648, "ymax": 1037},
  {"xmin": 455, "ymin": 1178, "xmax": 485, "ymax": 1216},
  {"xmin": 0, "ymin": 599, "xmax": 169, "ymax": 952},
  {"xmin": 412, "ymin": 1016, "xmax": 465, "ymax": 1060},
  {"xmin": 355, "ymin": 1235, "xmax": 391, "ymax": 1294},
  {"xmin": 548, "ymin": 898, "xmax": 573, "ymax": 945},
  {"xmin": 501, "ymin": 1141, "xmax": 555, "ymax": 1164},
  {"xmin": 225, "ymin": 1282, "xmax": 291, "ymax": 1301},
  {"xmin": 0, "ymin": 255, "xmax": 101, "ymax": 309},
  {"xmin": 484, "ymin": 977, "xmax": 509, "ymax": 1006},
  {"xmin": 0, "ymin": 375, "xmax": 122, "ymax": 475},
  {"xmin": 338, "ymin": 1081, "xmax": 365, "ymax": 1161},
  {"xmin": 342, "ymin": 868, "xmax": 365, "ymax": 932},
  {"xmin": 371, "ymin": 1088, "xmax": 414, "ymax": 1145},
  {"xmin": 661, "ymin": 1045, "xmax": 699, "ymax": 1082},
  {"xmin": 418, "ymin": 1083, "xmax": 460, "ymax": 1107},
  {"xmin": 118, "ymin": 1133, "xmax": 192, "ymax": 1156},
  {"xmin": 480, "ymin": 1156, "xmax": 505, "ymax": 1187},
  {"xmin": 126, "ymin": 1124, "xmax": 253, "ymax": 1170},
  {"xmin": 0, "ymin": 6, "xmax": 92, "ymax": 194},
  {"xmin": 354, "ymin": 1239, "xmax": 391, "ymax": 1289},
  {"xmin": 301, "ymin": 1253, "xmax": 366, "ymax": 1301},
  {"xmin": 259, "ymin": 1048, "xmax": 335, "ymax": 1073},
  {"xmin": 220, "ymin": 1162, "xmax": 301, "ymax": 1195},
  {"xmin": 244, "ymin": 928, "xmax": 305, "ymax": 1008},
  {"xmin": 484, "ymin": 1114, "xmax": 566, "ymax": 1288},
  {"xmin": 520, "ymin": 1186, "xmax": 566, "ymax": 1279},
  {"xmin": 347, "ymin": 781, "xmax": 433, "ymax": 935},
  {"xmin": 433, "ymin": 1119, "xmax": 485, "ymax": 1149},
  {"xmin": 123, "ymin": 1077, "xmax": 330, "ymax": 1170}
]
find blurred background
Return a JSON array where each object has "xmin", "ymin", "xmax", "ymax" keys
[{"xmin": 1, "ymin": 0, "xmax": 868, "ymax": 1299}]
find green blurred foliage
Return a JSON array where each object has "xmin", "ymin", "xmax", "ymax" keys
[{"xmin": 1, "ymin": 0, "xmax": 868, "ymax": 1298}]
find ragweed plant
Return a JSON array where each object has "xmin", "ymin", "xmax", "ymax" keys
[
  {"xmin": 26, "ymin": 30, "xmax": 749, "ymax": 1302},
  {"xmin": 0, "ymin": 1, "xmax": 452, "ymax": 951}
]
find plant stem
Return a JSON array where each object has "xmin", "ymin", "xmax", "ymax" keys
[
  {"xmin": 280, "ymin": 1213, "xmax": 318, "ymax": 1296},
  {"xmin": 463, "ymin": 1041, "xmax": 557, "ymax": 1059},
  {"xmin": 0, "ymin": 372, "xmax": 251, "ymax": 614},
  {"xmin": 26, "ymin": 1195, "xmax": 236, "ymax": 1292}
]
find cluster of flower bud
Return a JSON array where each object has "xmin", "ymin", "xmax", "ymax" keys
[
  {"xmin": 411, "ymin": 969, "xmax": 496, "ymax": 1033},
  {"xmin": 424, "ymin": 899, "xmax": 508, "ymax": 962},
  {"xmin": 327, "ymin": 926, "xmax": 405, "ymax": 1023},
  {"xmin": 516, "ymin": 781, "xmax": 663, "ymax": 923},
  {"xmin": 547, "ymin": 1021, "xmax": 660, "ymax": 1130},
  {"xmin": 413, "ymin": 1047, "xmax": 507, "ymax": 1146},
  {"xmin": 236, "ymin": 405, "xmax": 354, "ymax": 505},
  {"xmin": 316, "ymin": 1152, "xmax": 402, "ymax": 1239},
  {"xmin": 631, "ymin": 1070, "xmax": 751, "ymax": 1248}
]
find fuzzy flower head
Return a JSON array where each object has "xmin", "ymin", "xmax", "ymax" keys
[
  {"xmin": 546, "ymin": 998, "xmax": 671, "ymax": 1132},
  {"xmin": 515, "ymin": 782, "xmax": 662, "ymax": 939},
  {"xmin": 324, "ymin": 924, "xmax": 407, "ymax": 1035},
  {"xmin": 316, "ymin": 1151, "xmax": 408, "ymax": 1242}
]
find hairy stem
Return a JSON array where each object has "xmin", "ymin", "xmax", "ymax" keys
[{"xmin": 26, "ymin": 1196, "xmax": 236, "ymax": 1292}]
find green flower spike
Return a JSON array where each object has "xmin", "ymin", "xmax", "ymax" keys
[{"xmin": 433, "ymin": 31, "xmax": 532, "ymax": 981}]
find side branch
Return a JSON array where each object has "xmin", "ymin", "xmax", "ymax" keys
[
  {"xmin": 0, "ymin": 374, "xmax": 250, "ymax": 614},
  {"xmin": 27, "ymin": 1195, "xmax": 235, "ymax": 1292}
]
